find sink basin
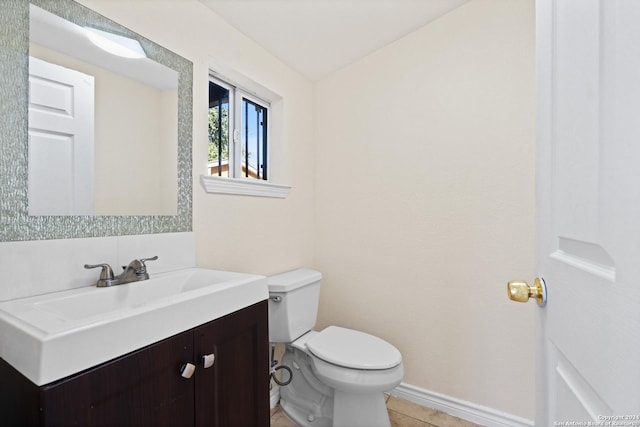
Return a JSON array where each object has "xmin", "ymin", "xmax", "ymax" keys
[
  {"xmin": 34, "ymin": 269, "xmax": 257, "ymax": 321},
  {"xmin": 0, "ymin": 268, "xmax": 267, "ymax": 385}
]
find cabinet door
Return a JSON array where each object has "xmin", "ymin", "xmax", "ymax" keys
[
  {"xmin": 194, "ymin": 301, "xmax": 269, "ymax": 427},
  {"xmin": 40, "ymin": 331, "xmax": 194, "ymax": 427}
]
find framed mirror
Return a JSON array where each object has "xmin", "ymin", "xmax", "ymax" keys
[{"xmin": 0, "ymin": 0, "xmax": 193, "ymax": 241}]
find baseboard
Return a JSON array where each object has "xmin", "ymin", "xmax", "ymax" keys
[{"xmin": 389, "ymin": 382, "xmax": 534, "ymax": 427}]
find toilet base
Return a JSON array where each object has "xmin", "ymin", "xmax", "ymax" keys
[
  {"xmin": 278, "ymin": 344, "xmax": 393, "ymax": 427},
  {"xmin": 270, "ymin": 384, "xmax": 280, "ymax": 409},
  {"xmin": 333, "ymin": 390, "xmax": 390, "ymax": 427},
  {"xmin": 279, "ymin": 345, "xmax": 333, "ymax": 427}
]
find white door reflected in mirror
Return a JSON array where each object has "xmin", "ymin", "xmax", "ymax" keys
[{"xmin": 28, "ymin": 57, "xmax": 95, "ymax": 216}]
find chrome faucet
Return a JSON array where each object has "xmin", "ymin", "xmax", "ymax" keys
[{"xmin": 85, "ymin": 256, "xmax": 158, "ymax": 287}]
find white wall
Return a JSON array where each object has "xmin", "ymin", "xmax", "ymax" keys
[
  {"xmin": 314, "ymin": 0, "xmax": 536, "ymax": 419},
  {"xmin": 79, "ymin": 0, "xmax": 316, "ymax": 275}
]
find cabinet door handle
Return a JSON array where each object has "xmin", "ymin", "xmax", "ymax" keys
[
  {"xmin": 203, "ymin": 353, "xmax": 215, "ymax": 369},
  {"xmin": 180, "ymin": 363, "xmax": 196, "ymax": 379}
]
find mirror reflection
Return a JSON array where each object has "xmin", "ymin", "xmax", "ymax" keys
[{"xmin": 28, "ymin": 5, "xmax": 178, "ymax": 216}]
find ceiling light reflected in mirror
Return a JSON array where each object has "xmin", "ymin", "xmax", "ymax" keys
[{"xmin": 84, "ymin": 27, "xmax": 146, "ymax": 59}]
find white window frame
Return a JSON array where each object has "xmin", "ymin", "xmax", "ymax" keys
[
  {"xmin": 207, "ymin": 76, "xmax": 234, "ymax": 176},
  {"xmin": 202, "ymin": 70, "xmax": 290, "ymax": 198}
]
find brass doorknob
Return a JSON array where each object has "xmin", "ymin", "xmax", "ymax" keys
[{"xmin": 507, "ymin": 278, "xmax": 547, "ymax": 307}]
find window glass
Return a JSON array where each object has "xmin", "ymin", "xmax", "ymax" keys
[
  {"xmin": 242, "ymin": 98, "xmax": 268, "ymax": 180},
  {"xmin": 208, "ymin": 81, "xmax": 230, "ymax": 177}
]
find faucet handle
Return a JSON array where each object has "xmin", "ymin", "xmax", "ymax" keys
[
  {"xmin": 120, "ymin": 256, "xmax": 158, "ymax": 272},
  {"xmin": 136, "ymin": 256, "xmax": 158, "ymax": 280},
  {"xmin": 84, "ymin": 263, "xmax": 114, "ymax": 279},
  {"xmin": 84, "ymin": 263, "xmax": 116, "ymax": 287},
  {"xmin": 139, "ymin": 256, "xmax": 158, "ymax": 267}
]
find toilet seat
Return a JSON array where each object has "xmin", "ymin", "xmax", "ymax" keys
[{"xmin": 306, "ymin": 326, "xmax": 402, "ymax": 370}]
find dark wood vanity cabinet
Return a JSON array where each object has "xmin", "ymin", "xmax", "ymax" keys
[
  {"xmin": 0, "ymin": 301, "xmax": 269, "ymax": 427},
  {"xmin": 39, "ymin": 331, "xmax": 195, "ymax": 427},
  {"xmin": 194, "ymin": 300, "xmax": 270, "ymax": 427}
]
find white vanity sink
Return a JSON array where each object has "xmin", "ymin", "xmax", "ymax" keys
[{"xmin": 0, "ymin": 268, "xmax": 267, "ymax": 385}]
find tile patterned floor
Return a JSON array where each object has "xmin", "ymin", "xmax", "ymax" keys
[{"xmin": 270, "ymin": 395, "xmax": 484, "ymax": 427}]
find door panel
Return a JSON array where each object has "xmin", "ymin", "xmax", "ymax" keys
[
  {"xmin": 28, "ymin": 56, "xmax": 94, "ymax": 216},
  {"xmin": 536, "ymin": 0, "xmax": 640, "ymax": 424},
  {"xmin": 555, "ymin": 350, "xmax": 612, "ymax": 418}
]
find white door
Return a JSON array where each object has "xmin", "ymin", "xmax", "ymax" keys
[
  {"xmin": 534, "ymin": 0, "xmax": 640, "ymax": 424},
  {"xmin": 28, "ymin": 56, "xmax": 94, "ymax": 216}
]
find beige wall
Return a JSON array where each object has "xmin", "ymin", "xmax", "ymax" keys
[
  {"xmin": 79, "ymin": 0, "xmax": 535, "ymax": 419},
  {"xmin": 314, "ymin": 0, "xmax": 536, "ymax": 419},
  {"xmin": 79, "ymin": 0, "xmax": 316, "ymax": 275}
]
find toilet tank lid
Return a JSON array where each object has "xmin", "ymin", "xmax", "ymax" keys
[{"xmin": 268, "ymin": 268, "xmax": 322, "ymax": 292}]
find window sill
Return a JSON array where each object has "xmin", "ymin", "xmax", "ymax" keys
[{"xmin": 200, "ymin": 175, "xmax": 291, "ymax": 198}]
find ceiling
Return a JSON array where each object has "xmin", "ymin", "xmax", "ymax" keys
[{"xmin": 199, "ymin": 0, "xmax": 469, "ymax": 81}]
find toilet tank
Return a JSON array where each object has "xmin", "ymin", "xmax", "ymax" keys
[{"xmin": 268, "ymin": 268, "xmax": 322, "ymax": 343}]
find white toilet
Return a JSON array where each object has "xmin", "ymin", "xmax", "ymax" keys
[{"xmin": 268, "ymin": 268, "xmax": 404, "ymax": 427}]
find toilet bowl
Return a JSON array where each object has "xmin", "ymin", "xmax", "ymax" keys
[
  {"xmin": 268, "ymin": 269, "xmax": 404, "ymax": 427},
  {"xmin": 306, "ymin": 326, "xmax": 404, "ymax": 393}
]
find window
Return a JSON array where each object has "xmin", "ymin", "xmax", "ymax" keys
[
  {"xmin": 208, "ymin": 77, "xmax": 269, "ymax": 181},
  {"xmin": 201, "ymin": 69, "xmax": 290, "ymax": 198}
]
